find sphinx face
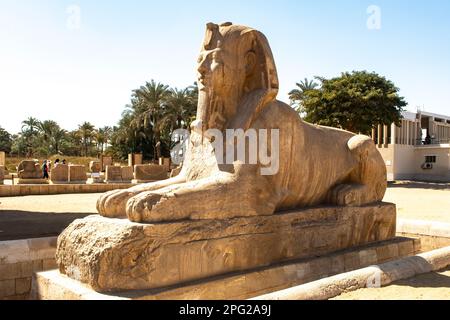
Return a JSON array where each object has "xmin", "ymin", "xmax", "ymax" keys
[
  {"xmin": 195, "ymin": 25, "xmax": 245, "ymax": 133},
  {"xmin": 193, "ymin": 23, "xmax": 279, "ymax": 134},
  {"xmin": 196, "ymin": 46, "xmax": 240, "ymax": 133}
]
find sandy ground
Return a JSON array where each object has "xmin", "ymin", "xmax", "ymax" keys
[
  {"xmin": 3, "ymin": 182, "xmax": 448, "ymax": 241},
  {"xmin": 0, "ymin": 193, "xmax": 100, "ymax": 241},
  {"xmin": 385, "ymin": 181, "xmax": 450, "ymax": 223},
  {"xmin": 333, "ymin": 181, "xmax": 450, "ymax": 300},
  {"xmin": 332, "ymin": 267, "xmax": 450, "ymax": 300}
]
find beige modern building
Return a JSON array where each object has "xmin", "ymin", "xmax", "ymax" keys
[{"xmin": 372, "ymin": 111, "xmax": 450, "ymax": 182}]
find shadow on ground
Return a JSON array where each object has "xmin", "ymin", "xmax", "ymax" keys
[
  {"xmin": 393, "ymin": 266, "xmax": 450, "ymax": 289},
  {"xmin": 0, "ymin": 210, "xmax": 95, "ymax": 241}
]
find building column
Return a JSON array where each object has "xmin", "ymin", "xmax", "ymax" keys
[
  {"xmin": 377, "ymin": 124, "xmax": 382, "ymax": 145},
  {"xmin": 391, "ymin": 123, "xmax": 396, "ymax": 144},
  {"xmin": 383, "ymin": 125, "xmax": 388, "ymax": 146}
]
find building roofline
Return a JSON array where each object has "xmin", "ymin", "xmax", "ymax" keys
[{"xmin": 402, "ymin": 110, "xmax": 450, "ymax": 122}]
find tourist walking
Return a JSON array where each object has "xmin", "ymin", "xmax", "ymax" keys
[{"xmin": 42, "ymin": 160, "xmax": 49, "ymax": 179}]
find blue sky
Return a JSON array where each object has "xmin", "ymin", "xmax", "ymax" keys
[{"xmin": 1, "ymin": 0, "xmax": 449, "ymax": 133}]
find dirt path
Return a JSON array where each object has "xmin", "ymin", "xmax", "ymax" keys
[{"xmin": 0, "ymin": 193, "xmax": 100, "ymax": 241}]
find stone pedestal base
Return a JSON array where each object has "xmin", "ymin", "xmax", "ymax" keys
[
  {"xmin": 56, "ymin": 203, "xmax": 396, "ymax": 292},
  {"xmin": 34, "ymin": 236, "xmax": 417, "ymax": 300},
  {"xmin": 17, "ymin": 179, "xmax": 49, "ymax": 185}
]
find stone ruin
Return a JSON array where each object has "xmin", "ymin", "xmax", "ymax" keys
[
  {"xmin": 87, "ymin": 161, "xmax": 103, "ymax": 184},
  {"xmin": 16, "ymin": 160, "xmax": 47, "ymax": 184},
  {"xmin": 132, "ymin": 164, "xmax": 168, "ymax": 183},
  {"xmin": 0, "ymin": 165, "xmax": 4, "ymax": 185},
  {"xmin": 68, "ymin": 165, "xmax": 87, "ymax": 183},
  {"xmin": 105, "ymin": 165, "xmax": 134, "ymax": 184},
  {"xmin": 50, "ymin": 164, "xmax": 69, "ymax": 184}
]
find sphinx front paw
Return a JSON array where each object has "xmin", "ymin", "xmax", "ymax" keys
[
  {"xmin": 126, "ymin": 191, "xmax": 164, "ymax": 223},
  {"xmin": 97, "ymin": 189, "xmax": 135, "ymax": 218},
  {"xmin": 328, "ymin": 184, "xmax": 365, "ymax": 206}
]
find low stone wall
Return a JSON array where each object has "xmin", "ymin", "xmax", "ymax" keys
[
  {"xmin": 0, "ymin": 183, "xmax": 135, "ymax": 198},
  {"xmin": 397, "ymin": 219, "xmax": 450, "ymax": 252},
  {"xmin": 0, "ymin": 237, "xmax": 57, "ymax": 300}
]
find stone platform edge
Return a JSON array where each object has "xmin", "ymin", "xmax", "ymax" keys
[
  {"xmin": 252, "ymin": 244, "xmax": 450, "ymax": 300},
  {"xmin": 32, "ymin": 236, "xmax": 418, "ymax": 300},
  {"xmin": 0, "ymin": 237, "xmax": 57, "ymax": 300},
  {"xmin": 0, "ymin": 183, "xmax": 136, "ymax": 197}
]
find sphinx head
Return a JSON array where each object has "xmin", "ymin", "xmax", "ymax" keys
[{"xmin": 194, "ymin": 22, "xmax": 279, "ymax": 133}]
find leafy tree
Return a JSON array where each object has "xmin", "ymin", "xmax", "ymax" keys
[
  {"xmin": 0, "ymin": 126, "xmax": 12, "ymax": 153},
  {"xmin": 10, "ymin": 133, "xmax": 28, "ymax": 157},
  {"xmin": 60, "ymin": 130, "xmax": 82, "ymax": 156},
  {"xmin": 292, "ymin": 71, "xmax": 407, "ymax": 135}
]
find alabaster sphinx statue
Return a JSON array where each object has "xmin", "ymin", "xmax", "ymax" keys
[
  {"xmin": 97, "ymin": 22, "xmax": 387, "ymax": 223},
  {"xmin": 56, "ymin": 23, "xmax": 394, "ymax": 293}
]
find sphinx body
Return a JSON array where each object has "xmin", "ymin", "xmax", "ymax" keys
[{"xmin": 97, "ymin": 23, "xmax": 387, "ymax": 223}]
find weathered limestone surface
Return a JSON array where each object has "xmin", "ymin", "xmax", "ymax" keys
[
  {"xmin": 59, "ymin": 22, "xmax": 394, "ymax": 295},
  {"xmin": 170, "ymin": 166, "xmax": 182, "ymax": 178},
  {"xmin": 121, "ymin": 166, "xmax": 134, "ymax": 182},
  {"xmin": 128, "ymin": 154, "xmax": 143, "ymax": 167},
  {"xmin": 0, "ymin": 165, "xmax": 4, "ymax": 185},
  {"xmin": 0, "ymin": 151, "xmax": 5, "ymax": 166},
  {"xmin": 159, "ymin": 157, "xmax": 171, "ymax": 172},
  {"xmin": 17, "ymin": 160, "xmax": 42, "ymax": 179},
  {"xmin": 97, "ymin": 22, "xmax": 387, "ymax": 223},
  {"xmin": 105, "ymin": 166, "xmax": 122, "ymax": 183},
  {"xmin": 68, "ymin": 165, "xmax": 87, "ymax": 183},
  {"xmin": 133, "ymin": 164, "xmax": 168, "ymax": 182},
  {"xmin": 50, "ymin": 165, "xmax": 69, "ymax": 183},
  {"xmin": 37, "ymin": 237, "xmax": 417, "ymax": 300},
  {"xmin": 89, "ymin": 161, "xmax": 101, "ymax": 173},
  {"xmin": 56, "ymin": 203, "xmax": 396, "ymax": 292},
  {"xmin": 100, "ymin": 156, "xmax": 112, "ymax": 172}
]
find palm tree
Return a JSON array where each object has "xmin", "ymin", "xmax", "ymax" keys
[
  {"xmin": 38, "ymin": 120, "xmax": 59, "ymax": 154},
  {"xmin": 163, "ymin": 87, "xmax": 197, "ymax": 130},
  {"xmin": 52, "ymin": 128, "xmax": 67, "ymax": 155},
  {"xmin": 133, "ymin": 80, "xmax": 170, "ymax": 160},
  {"xmin": 21, "ymin": 117, "xmax": 41, "ymax": 157},
  {"xmin": 21, "ymin": 117, "xmax": 41, "ymax": 136},
  {"xmin": 95, "ymin": 126, "xmax": 112, "ymax": 154},
  {"xmin": 289, "ymin": 78, "xmax": 319, "ymax": 112},
  {"xmin": 77, "ymin": 122, "xmax": 96, "ymax": 157}
]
